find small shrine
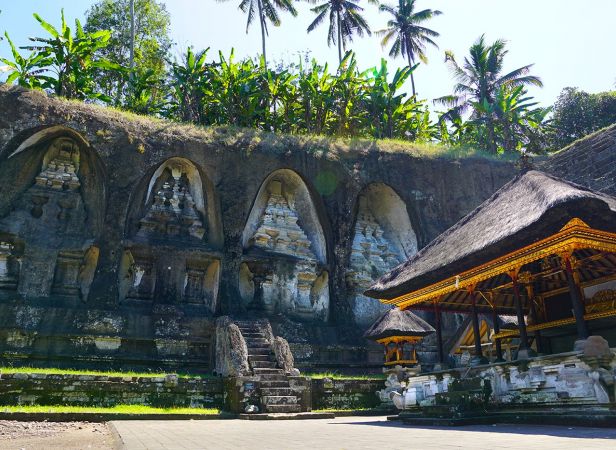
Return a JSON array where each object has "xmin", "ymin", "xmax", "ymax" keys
[{"xmin": 364, "ymin": 307, "xmax": 435, "ymax": 366}]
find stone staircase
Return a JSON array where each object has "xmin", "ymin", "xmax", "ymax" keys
[{"xmin": 235, "ymin": 320, "xmax": 302, "ymax": 414}]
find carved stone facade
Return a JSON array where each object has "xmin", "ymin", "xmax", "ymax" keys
[
  {"xmin": 0, "ymin": 86, "xmax": 522, "ymax": 371},
  {"xmin": 347, "ymin": 185, "xmax": 418, "ymax": 326},
  {"xmin": 243, "ymin": 179, "xmax": 329, "ymax": 321},
  {"xmin": 0, "ymin": 137, "xmax": 99, "ymax": 301}
]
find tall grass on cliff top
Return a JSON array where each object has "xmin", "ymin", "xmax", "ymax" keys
[{"xmin": 2, "ymin": 9, "xmax": 551, "ymax": 154}]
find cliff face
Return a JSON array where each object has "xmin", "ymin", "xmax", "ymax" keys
[
  {"xmin": 541, "ymin": 124, "xmax": 616, "ymax": 196},
  {"xmin": 0, "ymin": 85, "xmax": 517, "ymax": 370}
]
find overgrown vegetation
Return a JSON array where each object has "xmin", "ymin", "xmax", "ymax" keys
[
  {"xmin": 305, "ymin": 371, "xmax": 385, "ymax": 380},
  {"xmin": 0, "ymin": 366, "xmax": 215, "ymax": 379},
  {"xmin": 1, "ymin": 1, "xmax": 614, "ymax": 154},
  {"xmin": 0, "ymin": 405, "xmax": 219, "ymax": 415}
]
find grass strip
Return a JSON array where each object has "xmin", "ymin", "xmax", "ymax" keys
[
  {"xmin": 305, "ymin": 372, "xmax": 385, "ymax": 380},
  {"xmin": 0, "ymin": 405, "xmax": 219, "ymax": 415},
  {"xmin": 0, "ymin": 366, "xmax": 214, "ymax": 379}
]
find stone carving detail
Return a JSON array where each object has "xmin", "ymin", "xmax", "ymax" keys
[
  {"xmin": 34, "ymin": 140, "xmax": 81, "ymax": 191},
  {"xmin": 121, "ymin": 251, "xmax": 156, "ymax": 301},
  {"xmin": 0, "ymin": 242, "xmax": 20, "ymax": 290},
  {"xmin": 347, "ymin": 211, "xmax": 403, "ymax": 325},
  {"xmin": 183, "ymin": 260, "xmax": 219, "ymax": 309},
  {"xmin": 250, "ymin": 181, "xmax": 314, "ymax": 259},
  {"xmin": 137, "ymin": 171, "xmax": 205, "ymax": 241},
  {"xmin": 51, "ymin": 251, "xmax": 83, "ymax": 296},
  {"xmin": 246, "ymin": 180, "xmax": 328, "ymax": 321}
]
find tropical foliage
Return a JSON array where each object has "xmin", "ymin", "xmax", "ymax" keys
[
  {"xmin": 224, "ymin": 0, "xmax": 297, "ymax": 67},
  {"xmin": 377, "ymin": 0, "xmax": 441, "ymax": 97},
  {"xmin": 84, "ymin": 0, "xmax": 171, "ymax": 105},
  {"xmin": 3, "ymin": 5, "xmax": 612, "ymax": 155},
  {"xmin": 307, "ymin": 0, "xmax": 374, "ymax": 63},
  {"xmin": 3, "ymin": 10, "xmax": 118, "ymax": 101},
  {"xmin": 435, "ymin": 36, "xmax": 549, "ymax": 153},
  {"xmin": 549, "ymin": 87, "xmax": 616, "ymax": 148}
]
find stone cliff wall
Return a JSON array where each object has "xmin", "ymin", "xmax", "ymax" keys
[
  {"xmin": 542, "ymin": 124, "xmax": 616, "ymax": 196},
  {"xmin": 0, "ymin": 85, "xmax": 518, "ymax": 370}
]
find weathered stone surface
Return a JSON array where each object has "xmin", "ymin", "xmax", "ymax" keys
[
  {"xmin": 0, "ymin": 372, "xmax": 224, "ymax": 409},
  {"xmin": 542, "ymin": 123, "xmax": 616, "ymax": 196},
  {"xmin": 215, "ymin": 316, "xmax": 249, "ymax": 377},
  {"xmin": 0, "ymin": 85, "xmax": 519, "ymax": 370},
  {"xmin": 583, "ymin": 335, "xmax": 613, "ymax": 358},
  {"xmin": 273, "ymin": 336, "xmax": 295, "ymax": 373}
]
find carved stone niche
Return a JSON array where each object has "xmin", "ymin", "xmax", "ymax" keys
[
  {"xmin": 119, "ymin": 250, "xmax": 156, "ymax": 302},
  {"xmin": 0, "ymin": 137, "xmax": 90, "ymax": 250},
  {"xmin": 0, "ymin": 240, "xmax": 22, "ymax": 291},
  {"xmin": 242, "ymin": 174, "xmax": 330, "ymax": 322},
  {"xmin": 347, "ymin": 184, "xmax": 418, "ymax": 326},
  {"xmin": 137, "ymin": 161, "xmax": 207, "ymax": 242},
  {"xmin": 183, "ymin": 259, "xmax": 220, "ymax": 312},
  {"xmin": 50, "ymin": 246, "xmax": 100, "ymax": 301}
]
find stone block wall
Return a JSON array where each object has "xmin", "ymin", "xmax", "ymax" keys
[
  {"xmin": 0, "ymin": 372, "xmax": 224, "ymax": 408},
  {"xmin": 311, "ymin": 378, "xmax": 383, "ymax": 410},
  {"xmin": 542, "ymin": 124, "xmax": 616, "ymax": 195}
]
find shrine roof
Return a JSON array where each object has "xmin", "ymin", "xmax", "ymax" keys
[
  {"xmin": 366, "ymin": 170, "xmax": 616, "ymax": 301},
  {"xmin": 363, "ymin": 307, "xmax": 435, "ymax": 341}
]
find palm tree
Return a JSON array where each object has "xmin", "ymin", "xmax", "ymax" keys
[
  {"xmin": 307, "ymin": 0, "xmax": 374, "ymax": 63},
  {"xmin": 227, "ymin": 0, "xmax": 297, "ymax": 67},
  {"xmin": 435, "ymin": 35, "xmax": 543, "ymax": 153},
  {"xmin": 377, "ymin": 0, "xmax": 441, "ymax": 97}
]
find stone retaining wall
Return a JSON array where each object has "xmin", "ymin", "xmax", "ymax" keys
[
  {"xmin": 0, "ymin": 373, "xmax": 224, "ymax": 409},
  {"xmin": 311, "ymin": 379, "xmax": 383, "ymax": 410},
  {"xmin": 0, "ymin": 372, "xmax": 385, "ymax": 411}
]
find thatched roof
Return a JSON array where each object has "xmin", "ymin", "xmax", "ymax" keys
[
  {"xmin": 363, "ymin": 308, "xmax": 435, "ymax": 341},
  {"xmin": 366, "ymin": 170, "xmax": 616, "ymax": 300}
]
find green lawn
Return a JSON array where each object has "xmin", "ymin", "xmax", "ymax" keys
[
  {"xmin": 0, "ymin": 366, "xmax": 214, "ymax": 379},
  {"xmin": 305, "ymin": 371, "xmax": 385, "ymax": 381},
  {"xmin": 0, "ymin": 405, "xmax": 219, "ymax": 415}
]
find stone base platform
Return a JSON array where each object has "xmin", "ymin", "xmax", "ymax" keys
[
  {"xmin": 238, "ymin": 412, "xmax": 335, "ymax": 420},
  {"xmin": 392, "ymin": 405, "xmax": 616, "ymax": 428}
]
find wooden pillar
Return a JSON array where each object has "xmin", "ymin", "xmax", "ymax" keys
[
  {"xmin": 510, "ymin": 273, "xmax": 530, "ymax": 357},
  {"xmin": 434, "ymin": 301, "xmax": 445, "ymax": 365},
  {"xmin": 526, "ymin": 285, "xmax": 544, "ymax": 354},
  {"xmin": 491, "ymin": 307, "xmax": 504, "ymax": 362},
  {"xmin": 562, "ymin": 254, "xmax": 590, "ymax": 340},
  {"xmin": 470, "ymin": 291, "xmax": 488, "ymax": 365}
]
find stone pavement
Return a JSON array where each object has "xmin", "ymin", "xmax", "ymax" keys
[{"xmin": 111, "ymin": 416, "xmax": 616, "ymax": 450}]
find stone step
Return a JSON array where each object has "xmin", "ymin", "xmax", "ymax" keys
[
  {"xmin": 251, "ymin": 361, "xmax": 277, "ymax": 369},
  {"xmin": 255, "ymin": 374, "xmax": 288, "ymax": 381},
  {"xmin": 242, "ymin": 332, "xmax": 266, "ymax": 338},
  {"xmin": 259, "ymin": 380, "xmax": 290, "ymax": 388},
  {"xmin": 253, "ymin": 368, "xmax": 284, "ymax": 375},
  {"xmin": 247, "ymin": 345, "xmax": 270, "ymax": 351},
  {"xmin": 263, "ymin": 404, "xmax": 302, "ymax": 414},
  {"xmin": 260, "ymin": 387, "xmax": 294, "ymax": 396},
  {"xmin": 245, "ymin": 338, "xmax": 269, "ymax": 345},
  {"xmin": 248, "ymin": 354, "xmax": 272, "ymax": 362},
  {"xmin": 261, "ymin": 395, "xmax": 298, "ymax": 406},
  {"xmin": 248, "ymin": 348, "xmax": 271, "ymax": 356}
]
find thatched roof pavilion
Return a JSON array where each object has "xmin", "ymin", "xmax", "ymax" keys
[
  {"xmin": 364, "ymin": 308, "xmax": 435, "ymax": 341},
  {"xmin": 364, "ymin": 308, "xmax": 435, "ymax": 366},
  {"xmin": 366, "ymin": 170, "xmax": 616, "ymax": 364}
]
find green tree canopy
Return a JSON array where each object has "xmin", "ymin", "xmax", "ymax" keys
[
  {"xmin": 307, "ymin": 0, "xmax": 374, "ymax": 63},
  {"xmin": 435, "ymin": 35, "xmax": 543, "ymax": 153},
  {"xmin": 84, "ymin": 0, "xmax": 172, "ymax": 105},
  {"xmin": 377, "ymin": 0, "xmax": 442, "ymax": 97},
  {"xmin": 550, "ymin": 87, "xmax": 616, "ymax": 148}
]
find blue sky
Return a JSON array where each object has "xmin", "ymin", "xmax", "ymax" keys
[{"xmin": 1, "ymin": 0, "xmax": 615, "ymax": 109}]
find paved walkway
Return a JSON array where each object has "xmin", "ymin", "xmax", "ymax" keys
[{"xmin": 111, "ymin": 416, "xmax": 616, "ymax": 450}]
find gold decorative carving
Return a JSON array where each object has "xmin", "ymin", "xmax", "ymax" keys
[{"xmin": 381, "ymin": 218, "xmax": 616, "ymax": 310}]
